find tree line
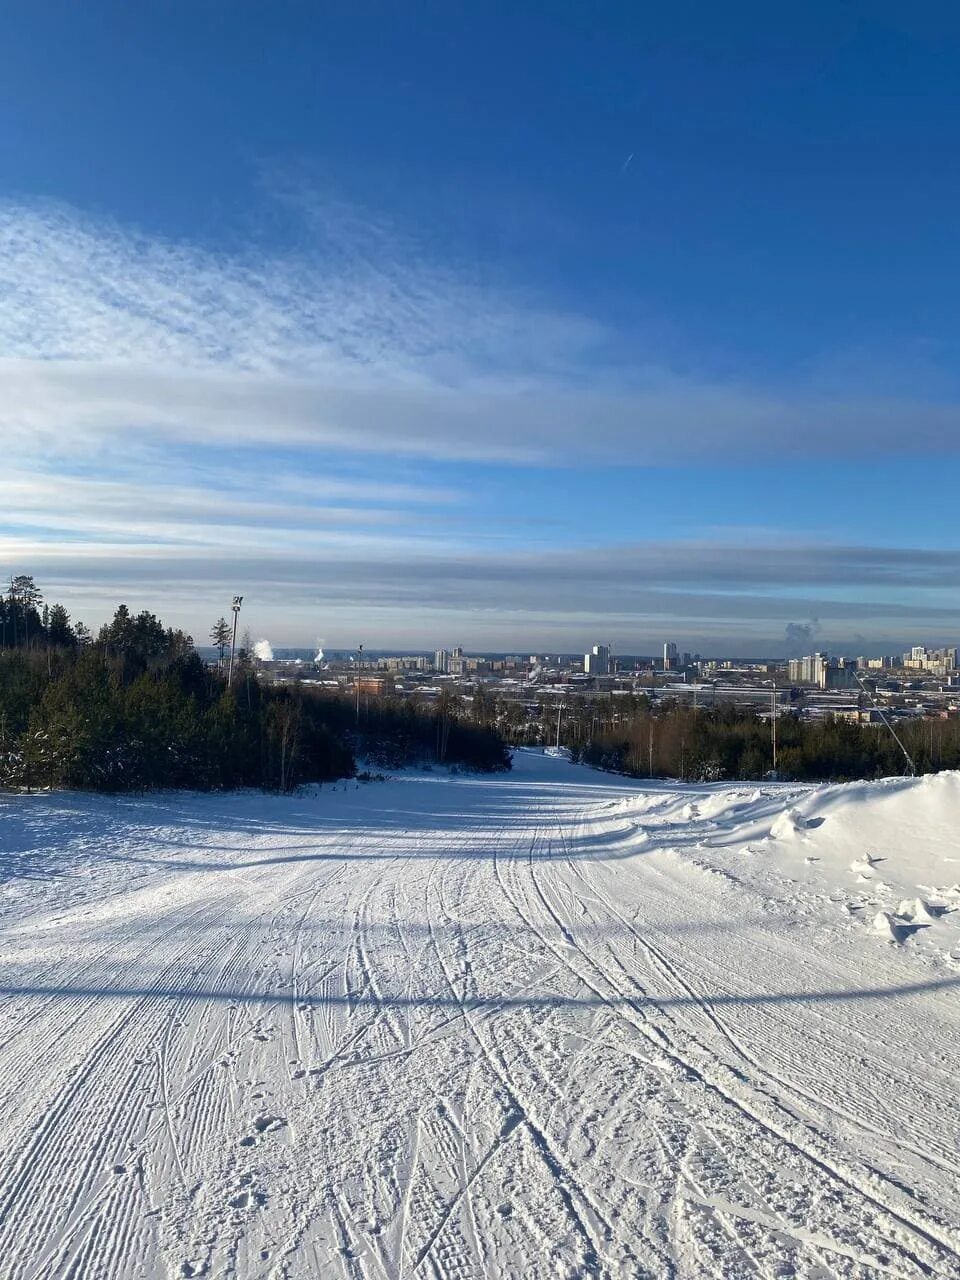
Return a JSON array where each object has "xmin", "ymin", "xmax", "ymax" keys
[
  {"xmin": 542, "ymin": 694, "xmax": 960, "ymax": 782},
  {"xmin": 0, "ymin": 578, "xmax": 509, "ymax": 793},
  {"xmin": 346, "ymin": 685, "xmax": 510, "ymax": 773},
  {"xmin": 457, "ymin": 685, "xmax": 960, "ymax": 782}
]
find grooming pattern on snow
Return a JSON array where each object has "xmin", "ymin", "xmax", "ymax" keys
[{"xmin": 0, "ymin": 752, "xmax": 959, "ymax": 1278}]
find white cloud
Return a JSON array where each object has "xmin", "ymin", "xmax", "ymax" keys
[
  {"xmin": 3, "ymin": 198, "xmax": 960, "ymax": 467},
  {"xmin": 2, "ymin": 195, "xmax": 959, "ymax": 648},
  {"xmin": 0, "ymin": 469, "xmax": 432, "ymax": 542}
]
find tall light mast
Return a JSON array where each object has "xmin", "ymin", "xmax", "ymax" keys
[{"xmin": 227, "ymin": 595, "xmax": 243, "ymax": 686}]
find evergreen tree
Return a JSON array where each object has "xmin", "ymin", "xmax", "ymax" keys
[
  {"xmin": 48, "ymin": 604, "xmax": 75, "ymax": 647},
  {"xmin": 8, "ymin": 575, "xmax": 42, "ymax": 648},
  {"xmin": 210, "ymin": 617, "xmax": 231, "ymax": 669}
]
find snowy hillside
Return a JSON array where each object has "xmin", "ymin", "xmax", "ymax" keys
[{"xmin": 1, "ymin": 751, "xmax": 959, "ymax": 1278}]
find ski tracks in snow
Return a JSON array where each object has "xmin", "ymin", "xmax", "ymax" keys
[{"xmin": 0, "ymin": 755, "xmax": 959, "ymax": 1278}]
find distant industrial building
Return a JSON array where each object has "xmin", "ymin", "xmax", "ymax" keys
[{"xmin": 356, "ymin": 675, "xmax": 390, "ymax": 696}]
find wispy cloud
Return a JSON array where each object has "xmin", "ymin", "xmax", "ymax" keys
[
  {"xmin": 3, "ymin": 197, "xmax": 960, "ymax": 466},
  {"xmin": 2, "ymin": 195, "xmax": 959, "ymax": 646}
]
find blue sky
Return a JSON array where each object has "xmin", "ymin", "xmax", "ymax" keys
[{"xmin": 2, "ymin": 2, "xmax": 959, "ymax": 654}]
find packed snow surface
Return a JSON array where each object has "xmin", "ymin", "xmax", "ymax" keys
[{"xmin": 1, "ymin": 750, "xmax": 960, "ymax": 1278}]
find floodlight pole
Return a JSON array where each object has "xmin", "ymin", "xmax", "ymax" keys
[
  {"xmin": 555, "ymin": 702, "xmax": 564, "ymax": 749},
  {"xmin": 356, "ymin": 643, "xmax": 364, "ymax": 727},
  {"xmin": 766, "ymin": 679, "xmax": 778, "ymax": 773},
  {"xmin": 227, "ymin": 595, "xmax": 243, "ymax": 687}
]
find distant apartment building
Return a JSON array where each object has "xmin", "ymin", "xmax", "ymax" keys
[
  {"xmin": 822, "ymin": 660, "xmax": 859, "ymax": 690},
  {"xmin": 663, "ymin": 641, "xmax": 679, "ymax": 670},
  {"xmin": 902, "ymin": 646, "xmax": 957, "ymax": 674},
  {"xmin": 788, "ymin": 652, "xmax": 827, "ymax": 685},
  {"xmin": 584, "ymin": 643, "xmax": 610, "ymax": 676},
  {"xmin": 863, "ymin": 655, "xmax": 898, "ymax": 670},
  {"xmin": 434, "ymin": 648, "xmax": 449, "ymax": 674},
  {"xmin": 378, "ymin": 656, "xmax": 429, "ymax": 672},
  {"xmin": 787, "ymin": 652, "xmax": 858, "ymax": 689}
]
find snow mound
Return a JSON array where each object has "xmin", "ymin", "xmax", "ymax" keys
[
  {"xmin": 850, "ymin": 854, "xmax": 881, "ymax": 877},
  {"xmin": 896, "ymin": 897, "xmax": 940, "ymax": 925},
  {"xmin": 771, "ymin": 806, "xmax": 809, "ymax": 838},
  {"xmin": 873, "ymin": 911, "xmax": 903, "ymax": 943}
]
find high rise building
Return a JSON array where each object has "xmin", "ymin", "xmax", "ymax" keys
[
  {"xmin": 787, "ymin": 652, "xmax": 860, "ymax": 688},
  {"xmin": 434, "ymin": 649, "xmax": 449, "ymax": 674},
  {"xmin": 663, "ymin": 641, "xmax": 679, "ymax": 670},
  {"xmin": 584, "ymin": 643, "xmax": 610, "ymax": 676},
  {"xmin": 788, "ymin": 652, "xmax": 829, "ymax": 684},
  {"xmin": 903, "ymin": 646, "xmax": 957, "ymax": 673}
]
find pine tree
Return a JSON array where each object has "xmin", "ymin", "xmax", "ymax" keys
[
  {"xmin": 210, "ymin": 617, "xmax": 231, "ymax": 670},
  {"xmin": 8, "ymin": 575, "xmax": 42, "ymax": 648}
]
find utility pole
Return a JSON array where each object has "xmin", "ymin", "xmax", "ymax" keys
[
  {"xmin": 356, "ymin": 643, "xmax": 364, "ymax": 727},
  {"xmin": 227, "ymin": 596, "xmax": 243, "ymax": 686},
  {"xmin": 555, "ymin": 702, "xmax": 564, "ymax": 749}
]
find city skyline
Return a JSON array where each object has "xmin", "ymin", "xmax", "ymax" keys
[{"xmin": 4, "ymin": 7, "xmax": 960, "ymax": 647}]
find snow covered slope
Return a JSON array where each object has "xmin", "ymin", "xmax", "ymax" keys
[{"xmin": 0, "ymin": 752, "xmax": 959, "ymax": 1278}]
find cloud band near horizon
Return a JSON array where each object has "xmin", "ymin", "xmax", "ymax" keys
[{"xmin": 1, "ymin": 196, "xmax": 958, "ymax": 651}]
